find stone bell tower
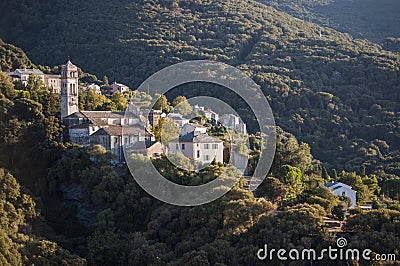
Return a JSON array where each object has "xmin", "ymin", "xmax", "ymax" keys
[{"xmin": 61, "ymin": 60, "xmax": 79, "ymax": 119}]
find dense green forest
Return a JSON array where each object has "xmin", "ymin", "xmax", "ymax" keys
[
  {"xmin": 257, "ymin": 0, "xmax": 400, "ymax": 44},
  {"xmin": 0, "ymin": 40, "xmax": 34, "ymax": 72},
  {"xmin": 0, "ymin": 59, "xmax": 399, "ymax": 264},
  {"xmin": 0, "ymin": 0, "xmax": 399, "ymax": 176},
  {"xmin": 0, "ymin": 0, "xmax": 399, "ymax": 264}
]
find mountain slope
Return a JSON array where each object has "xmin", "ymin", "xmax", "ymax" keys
[
  {"xmin": 0, "ymin": 0, "xmax": 399, "ymax": 175},
  {"xmin": 257, "ymin": 0, "xmax": 400, "ymax": 43},
  {"xmin": 0, "ymin": 168, "xmax": 85, "ymax": 265},
  {"xmin": 0, "ymin": 39, "xmax": 34, "ymax": 72}
]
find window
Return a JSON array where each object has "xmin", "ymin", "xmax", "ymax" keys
[
  {"xmin": 342, "ymin": 191, "xmax": 346, "ymax": 196},
  {"xmin": 197, "ymin": 150, "xmax": 200, "ymax": 158},
  {"xmin": 204, "ymin": 155, "xmax": 210, "ymax": 161},
  {"xmin": 181, "ymin": 144, "xmax": 185, "ymax": 150},
  {"xmin": 176, "ymin": 144, "xmax": 179, "ymax": 150},
  {"xmin": 204, "ymin": 144, "xmax": 209, "ymax": 149},
  {"xmin": 212, "ymin": 144, "xmax": 218, "ymax": 149}
]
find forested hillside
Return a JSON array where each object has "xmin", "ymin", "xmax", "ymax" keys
[
  {"xmin": 257, "ymin": 0, "xmax": 400, "ymax": 43},
  {"xmin": 1, "ymin": 58, "xmax": 398, "ymax": 264},
  {"xmin": 0, "ymin": 68, "xmax": 86, "ymax": 264},
  {"xmin": 0, "ymin": 39, "xmax": 34, "ymax": 72},
  {"xmin": 0, "ymin": 0, "xmax": 399, "ymax": 177},
  {"xmin": 0, "ymin": 169, "xmax": 86, "ymax": 265},
  {"xmin": 0, "ymin": 0, "xmax": 399, "ymax": 263}
]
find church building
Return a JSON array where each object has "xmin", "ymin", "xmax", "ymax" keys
[{"xmin": 60, "ymin": 60, "xmax": 153, "ymax": 162}]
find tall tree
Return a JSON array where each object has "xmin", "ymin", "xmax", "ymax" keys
[
  {"xmin": 172, "ymin": 96, "xmax": 192, "ymax": 116},
  {"xmin": 111, "ymin": 92, "xmax": 128, "ymax": 111},
  {"xmin": 255, "ymin": 177, "xmax": 287, "ymax": 203},
  {"xmin": 153, "ymin": 94, "xmax": 171, "ymax": 112},
  {"xmin": 152, "ymin": 118, "xmax": 179, "ymax": 145}
]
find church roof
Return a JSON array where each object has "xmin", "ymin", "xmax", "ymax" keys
[
  {"xmin": 44, "ymin": 74, "xmax": 61, "ymax": 79},
  {"xmin": 170, "ymin": 132, "xmax": 223, "ymax": 143},
  {"xmin": 62, "ymin": 60, "xmax": 78, "ymax": 70},
  {"xmin": 110, "ymin": 81, "xmax": 129, "ymax": 88},
  {"xmin": 63, "ymin": 112, "xmax": 87, "ymax": 119},
  {"xmin": 91, "ymin": 125, "xmax": 146, "ymax": 137},
  {"xmin": 15, "ymin": 69, "xmax": 44, "ymax": 75},
  {"xmin": 81, "ymin": 111, "xmax": 125, "ymax": 118},
  {"xmin": 64, "ymin": 111, "xmax": 125, "ymax": 120}
]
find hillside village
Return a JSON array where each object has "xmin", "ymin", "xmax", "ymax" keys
[
  {"xmin": 5, "ymin": 59, "xmax": 383, "ymax": 249},
  {"xmin": 7, "ymin": 60, "xmax": 249, "ymax": 169},
  {"xmin": 6, "ymin": 60, "xmax": 368, "ymax": 209},
  {"xmin": 0, "ymin": 1, "xmax": 399, "ymax": 264},
  {"xmin": 15, "ymin": 62, "xmax": 373, "ymax": 233}
]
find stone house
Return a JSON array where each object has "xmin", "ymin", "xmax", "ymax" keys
[{"xmin": 168, "ymin": 132, "xmax": 224, "ymax": 164}]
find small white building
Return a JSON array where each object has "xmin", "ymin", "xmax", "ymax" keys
[
  {"xmin": 193, "ymin": 105, "xmax": 205, "ymax": 113},
  {"xmin": 180, "ymin": 123, "xmax": 207, "ymax": 136},
  {"xmin": 235, "ymin": 123, "xmax": 247, "ymax": 134},
  {"xmin": 220, "ymin": 114, "xmax": 240, "ymax": 129},
  {"xmin": 168, "ymin": 112, "xmax": 190, "ymax": 127},
  {"xmin": 90, "ymin": 125, "xmax": 150, "ymax": 163},
  {"xmin": 7, "ymin": 68, "xmax": 45, "ymax": 86},
  {"xmin": 168, "ymin": 132, "xmax": 224, "ymax": 164},
  {"xmin": 109, "ymin": 81, "xmax": 129, "ymax": 94},
  {"xmin": 83, "ymin": 83, "xmax": 102, "ymax": 94},
  {"xmin": 7, "ymin": 69, "xmax": 63, "ymax": 93},
  {"xmin": 44, "ymin": 74, "xmax": 62, "ymax": 93},
  {"xmin": 359, "ymin": 204, "xmax": 373, "ymax": 211},
  {"xmin": 204, "ymin": 109, "xmax": 219, "ymax": 123},
  {"xmin": 325, "ymin": 182, "xmax": 357, "ymax": 208},
  {"xmin": 220, "ymin": 114, "xmax": 247, "ymax": 134}
]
